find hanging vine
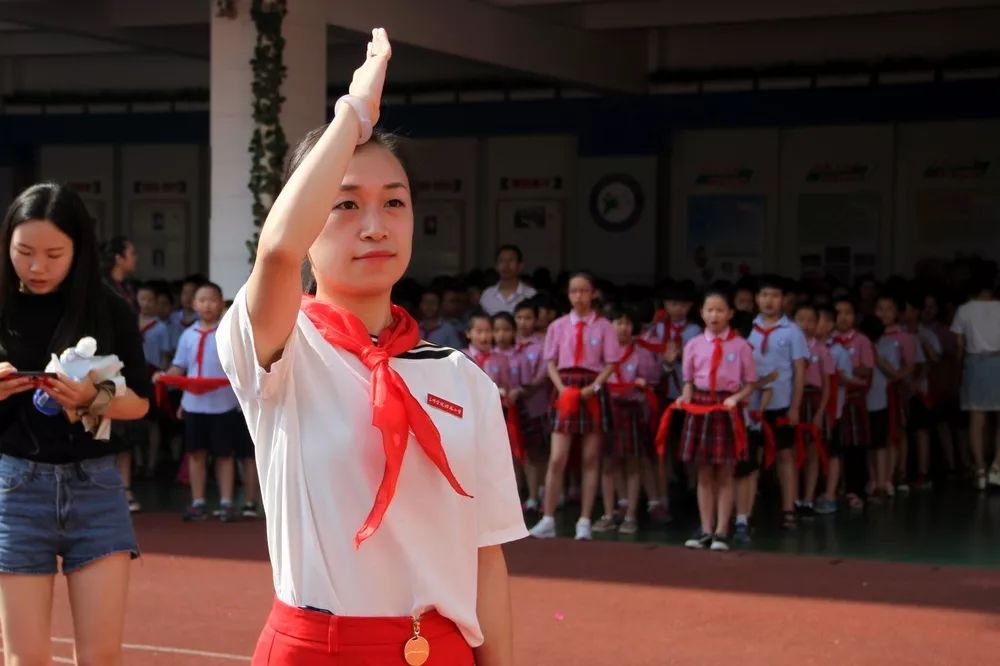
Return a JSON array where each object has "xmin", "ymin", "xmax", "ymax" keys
[{"xmin": 247, "ymin": 0, "xmax": 288, "ymax": 262}]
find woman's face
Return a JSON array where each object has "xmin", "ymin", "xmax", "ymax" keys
[
  {"xmin": 10, "ymin": 219, "xmax": 74, "ymax": 295},
  {"xmin": 311, "ymin": 144, "xmax": 413, "ymax": 299}
]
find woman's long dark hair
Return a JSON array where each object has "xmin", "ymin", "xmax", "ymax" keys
[{"xmin": 0, "ymin": 182, "xmax": 111, "ymax": 354}]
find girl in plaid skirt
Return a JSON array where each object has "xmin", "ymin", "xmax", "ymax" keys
[
  {"xmin": 793, "ymin": 303, "xmax": 835, "ymax": 515},
  {"xmin": 529, "ymin": 272, "xmax": 620, "ymax": 541},
  {"xmin": 592, "ymin": 304, "xmax": 662, "ymax": 536},
  {"xmin": 676, "ymin": 287, "xmax": 757, "ymax": 552}
]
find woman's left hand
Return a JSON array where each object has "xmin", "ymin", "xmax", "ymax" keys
[{"xmin": 42, "ymin": 375, "xmax": 98, "ymax": 411}]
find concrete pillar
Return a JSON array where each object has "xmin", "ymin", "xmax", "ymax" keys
[{"xmin": 209, "ymin": 0, "xmax": 326, "ymax": 298}]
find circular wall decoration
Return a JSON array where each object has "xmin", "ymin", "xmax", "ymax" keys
[{"xmin": 589, "ymin": 173, "xmax": 644, "ymax": 232}]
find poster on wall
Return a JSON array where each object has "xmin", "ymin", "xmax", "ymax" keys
[
  {"xmin": 797, "ymin": 192, "xmax": 880, "ymax": 282},
  {"xmin": 408, "ymin": 200, "xmax": 464, "ymax": 278},
  {"xmin": 496, "ymin": 199, "xmax": 564, "ymax": 273},
  {"xmin": 687, "ymin": 195, "xmax": 764, "ymax": 283},
  {"xmin": 914, "ymin": 189, "xmax": 1000, "ymax": 261},
  {"xmin": 129, "ymin": 200, "xmax": 188, "ymax": 280}
]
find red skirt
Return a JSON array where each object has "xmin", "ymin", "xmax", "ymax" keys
[
  {"xmin": 605, "ymin": 393, "xmax": 652, "ymax": 459},
  {"xmin": 550, "ymin": 369, "xmax": 612, "ymax": 435},
  {"xmin": 679, "ymin": 390, "xmax": 746, "ymax": 466},
  {"xmin": 252, "ymin": 598, "xmax": 474, "ymax": 665}
]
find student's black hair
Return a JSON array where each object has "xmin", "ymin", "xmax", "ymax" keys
[
  {"xmin": 195, "ymin": 281, "xmax": 224, "ymax": 299},
  {"xmin": 607, "ymin": 302, "xmax": 641, "ymax": 335},
  {"xmin": 833, "ymin": 295, "xmax": 858, "ymax": 314},
  {"xmin": 0, "ymin": 182, "xmax": 112, "ymax": 355},
  {"xmin": 734, "ymin": 276, "xmax": 757, "ymax": 295},
  {"xmin": 135, "ymin": 281, "xmax": 156, "ymax": 295},
  {"xmin": 756, "ymin": 274, "xmax": 787, "ymax": 295},
  {"xmin": 183, "ymin": 273, "xmax": 208, "ymax": 287},
  {"xmin": 490, "ymin": 311, "xmax": 516, "ymax": 329},
  {"xmin": 466, "ymin": 308, "xmax": 491, "ymax": 330},
  {"xmin": 876, "ymin": 291, "xmax": 905, "ymax": 315},
  {"xmin": 732, "ymin": 310, "xmax": 754, "ymax": 339},
  {"xmin": 817, "ymin": 304, "xmax": 837, "ymax": 321},
  {"xmin": 495, "ymin": 244, "xmax": 523, "ymax": 264},
  {"xmin": 793, "ymin": 302, "xmax": 818, "ymax": 318},
  {"xmin": 859, "ymin": 314, "xmax": 885, "ymax": 342},
  {"xmin": 702, "ymin": 282, "xmax": 735, "ymax": 309},
  {"xmin": 284, "ymin": 126, "xmax": 406, "ymax": 186},
  {"xmin": 568, "ymin": 270, "xmax": 597, "ymax": 290},
  {"xmin": 99, "ymin": 234, "xmax": 131, "ymax": 277},
  {"xmin": 514, "ymin": 298, "xmax": 538, "ymax": 316},
  {"xmin": 532, "ymin": 291, "xmax": 558, "ymax": 312},
  {"xmin": 663, "ymin": 279, "xmax": 696, "ymax": 303}
]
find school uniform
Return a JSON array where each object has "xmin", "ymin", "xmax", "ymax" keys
[
  {"xmin": 464, "ymin": 347, "xmax": 511, "ymax": 391},
  {"xmin": 140, "ymin": 317, "xmax": 172, "ymax": 372},
  {"xmin": 172, "ymin": 323, "xmax": 252, "ymax": 459},
  {"xmin": 512, "ymin": 335, "xmax": 550, "ymax": 455},
  {"xmin": 908, "ymin": 324, "xmax": 943, "ymax": 433},
  {"xmin": 605, "ymin": 342, "xmax": 662, "ymax": 459},
  {"xmin": 640, "ymin": 319, "xmax": 701, "ymax": 400},
  {"xmin": 543, "ymin": 311, "xmax": 619, "ymax": 435},
  {"xmin": 832, "ymin": 330, "xmax": 875, "ymax": 449},
  {"xmin": 218, "ymin": 287, "xmax": 527, "ymax": 661},
  {"xmin": 950, "ymin": 300, "xmax": 1000, "ymax": 412},
  {"xmin": 801, "ymin": 337, "xmax": 836, "ymax": 453},
  {"xmin": 867, "ymin": 326, "xmax": 916, "ymax": 449},
  {"xmin": 740, "ymin": 316, "xmax": 809, "ymax": 475},
  {"xmin": 677, "ymin": 329, "xmax": 756, "ymax": 465},
  {"xmin": 170, "ymin": 309, "xmax": 198, "ymax": 349},
  {"xmin": 826, "ymin": 338, "xmax": 854, "ymax": 457}
]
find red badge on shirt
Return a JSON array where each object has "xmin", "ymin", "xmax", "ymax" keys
[{"xmin": 427, "ymin": 394, "xmax": 463, "ymax": 419}]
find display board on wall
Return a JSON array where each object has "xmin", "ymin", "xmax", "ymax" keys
[
  {"xmin": 779, "ymin": 126, "xmax": 891, "ymax": 281},
  {"xmin": 898, "ymin": 121, "xmax": 1000, "ymax": 270},
  {"xmin": 38, "ymin": 146, "xmax": 114, "ymax": 241},
  {"xmin": 122, "ymin": 145, "xmax": 200, "ymax": 280},
  {"xmin": 576, "ymin": 157, "xmax": 657, "ymax": 282},
  {"xmin": 488, "ymin": 136, "xmax": 575, "ymax": 273},
  {"xmin": 671, "ymin": 129, "xmax": 777, "ymax": 282},
  {"xmin": 401, "ymin": 138, "xmax": 478, "ymax": 279}
]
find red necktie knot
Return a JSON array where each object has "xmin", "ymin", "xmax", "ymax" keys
[{"xmin": 359, "ymin": 346, "xmax": 389, "ymax": 370}]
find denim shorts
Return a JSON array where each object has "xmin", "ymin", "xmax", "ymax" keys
[{"xmin": 0, "ymin": 454, "xmax": 139, "ymax": 575}]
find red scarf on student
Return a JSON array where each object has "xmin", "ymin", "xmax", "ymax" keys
[
  {"xmin": 301, "ymin": 296, "xmax": 472, "ymax": 548},
  {"xmin": 155, "ymin": 326, "xmax": 230, "ymax": 406}
]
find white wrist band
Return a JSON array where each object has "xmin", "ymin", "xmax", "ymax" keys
[{"xmin": 335, "ymin": 94, "xmax": 373, "ymax": 145}]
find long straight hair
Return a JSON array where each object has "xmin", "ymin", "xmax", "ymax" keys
[{"xmin": 0, "ymin": 182, "xmax": 111, "ymax": 354}]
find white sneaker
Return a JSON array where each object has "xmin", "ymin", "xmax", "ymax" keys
[
  {"xmin": 988, "ymin": 465, "xmax": 1000, "ymax": 488},
  {"xmin": 975, "ymin": 469, "xmax": 987, "ymax": 491},
  {"xmin": 574, "ymin": 518, "xmax": 593, "ymax": 541},
  {"xmin": 523, "ymin": 498, "xmax": 539, "ymax": 512},
  {"xmin": 528, "ymin": 516, "xmax": 556, "ymax": 539}
]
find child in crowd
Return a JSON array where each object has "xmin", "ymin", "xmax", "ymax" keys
[
  {"xmin": 833, "ymin": 297, "xmax": 876, "ymax": 509},
  {"xmin": 593, "ymin": 304, "xmax": 661, "ymax": 536},
  {"xmin": 904, "ymin": 290, "xmax": 942, "ymax": 490},
  {"xmin": 136, "ymin": 283, "xmax": 174, "ymax": 488},
  {"xmin": 533, "ymin": 292, "xmax": 559, "ymax": 335},
  {"xmin": 159, "ymin": 283, "xmax": 259, "ymax": 521},
  {"xmin": 511, "ymin": 300, "xmax": 551, "ymax": 512},
  {"xmin": 418, "ymin": 287, "xmax": 464, "ymax": 349},
  {"xmin": 814, "ymin": 305, "xmax": 854, "ymax": 514},
  {"xmin": 530, "ymin": 272, "xmax": 619, "ymax": 541},
  {"xmin": 792, "ymin": 303, "xmax": 834, "ymax": 515},
  {"xmin": 464, "ymin": 310, "xmax": 511, "ymax": 390},
  {"xmin": 868, "ymin": 294, "xmax": 917, "ymax": 498},
  {"xmin": 745, "ymin": 276, "xmax": 808, "ymax": 531},
  {"xmin": 676, "ymin": 286, "xmax": 756, "ymax": 551}
]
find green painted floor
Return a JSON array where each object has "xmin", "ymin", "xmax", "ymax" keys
[{"xmin": 131, "ymin": 476, "xmax": 1000, "ymax": 568}]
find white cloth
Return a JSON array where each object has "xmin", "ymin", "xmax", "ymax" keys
[
  {"xmin": 951, "ymin": 301, "xmax": 1000, "ymax": 354},
  {"xmin": 479, "ymin": 281, "xmax": 536, "ymax": 315},
  {"xmin": 217, "ymin": 287, "xmax": 527, "ymax": 647}
]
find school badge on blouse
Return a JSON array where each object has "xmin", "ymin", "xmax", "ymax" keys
[{"xmin": 404, "ymin": 617, "xmax": 430, "ymax": 665}]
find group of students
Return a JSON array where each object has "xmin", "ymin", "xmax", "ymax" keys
[
  {"xmin": 105, "ymin": 257, "xmax": 259, "ymax": 522},
  {"xmin": 432, "ymin": 256, "xmax": 1000, "ymax": 551}
]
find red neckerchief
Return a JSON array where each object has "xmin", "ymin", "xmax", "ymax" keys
[
  {"xmin": 666, "ymin": 320, "xmax": 686, "ymax": 346},
  {"xmin": 709, "ymin": 329, "xmax": 736, "ymax": 400},
  {"xmin": 573, "ymin": 320, "xmax": 586, "ymax": 366},
  {"xmin": 193, "ymin": 325, "xmax": 218, "ymax": 378},
  {"xmin": 832, "ymin": 329, "xmax": 855, "ymax": 347},
  {"xmin": 612, "ymin": 342, "xmax": 636, "ymax": 383},
  {"xmin": 301, "ymin": 296, "xmax": 471, "ymax": 548},
  {"xmin": 469, "ymin": 347, "xmax": 491, "ymax": 369},
  {"xmin": 753, "ymin": 322, "xmax": 780, "ymax": 355}
]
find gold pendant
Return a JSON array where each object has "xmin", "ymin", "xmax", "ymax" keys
[{"xmin": 403, "ymin": 617, "xmax": 430, "ymax": 666}]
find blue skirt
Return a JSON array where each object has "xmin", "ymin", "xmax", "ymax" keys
[{"xmin": 961, "ymin": 353, "xmax": 1000, "ymax": 412}]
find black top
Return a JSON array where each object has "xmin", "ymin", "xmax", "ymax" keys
[{"xmin": 0, "ymin": 286, "xmax": 151, "ymax": 463}]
